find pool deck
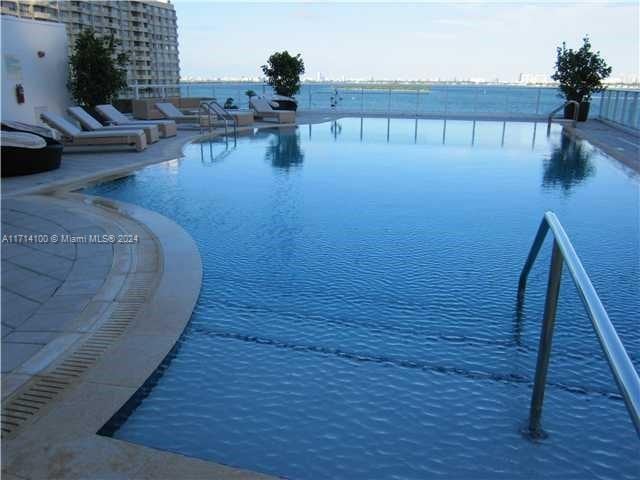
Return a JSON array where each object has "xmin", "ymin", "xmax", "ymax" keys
[{"xmin": 1, "ymin": 113, "xmax": 638, "ymax": 479}]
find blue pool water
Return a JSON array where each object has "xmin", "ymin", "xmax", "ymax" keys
[{"xmin": 89, "ymin": 119, "xmax": 639, "ymax": 479}]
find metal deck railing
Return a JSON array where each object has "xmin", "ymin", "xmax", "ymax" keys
[{"xmin": 518, "ymin": 212, "xmax": 640, "ymax": 436}]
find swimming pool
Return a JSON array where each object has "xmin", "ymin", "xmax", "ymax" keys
[{"xmin": 88, "ymin": 118, "xmax": 639, "ymax": 479}]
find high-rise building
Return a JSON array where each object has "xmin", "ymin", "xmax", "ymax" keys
[{"xmin": 0, "ymin": 0, "xmax": 180, "ymax": 91}]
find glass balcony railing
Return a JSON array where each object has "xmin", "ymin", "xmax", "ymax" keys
[
  {"xmin": 121, "ymin": 82, "xmax": 639, "ymax": 128},
  {"xmin": 598, "ymin": 89, "xmax": 640, "ymax": 130}
]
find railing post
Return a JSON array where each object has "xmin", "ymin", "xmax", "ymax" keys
[
  {"xmin": 308, "ymin": 88, "xmax": 312, "ymax": 110},
  {"xmin": 529, "ymin": 239, "xmax": 564, "ymax": 435},
  {"xmin": 535, "ymin": 88, "xmax": 541, "ymax": 115},
  {"xmin": 416, "ymin": 88, "xmax": 420, "ymax": 116},
  {"xmin": 387, "ymin": 88, "xmax": 391, "ymax": 116},
  {"xmin": 361, "ymin": 87, "xmax": 364, "ymax": 115},
  {"xmin": 598, "ymin": 90, "xmax": 605, "ymax": 118}
]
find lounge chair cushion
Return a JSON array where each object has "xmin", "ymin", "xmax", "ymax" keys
[
  {"xmin": 156, "ymin": 102, "xmax": 185, "ymax": 118},
  {"xmin": 95, "ymin": 104, "xmax": 173, "ymax": 126},
  {"xmin": 68, "ymin": 106, "xmax": 104, "ymax": 130},
  {"xmin": 41, "ymin": 112, "xmax": 82, "ymax": 136},
  {"xmin": 95, "ymin": 104, "xmax": 130, "ymax": 124},
  {"xmin": 1, "ymin": 131, "xmax": 47, "ymax": 149}
]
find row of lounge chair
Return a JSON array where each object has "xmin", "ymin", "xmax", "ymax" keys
[{"xmin": 36, "ymin": 97, "xmax": 296, "ymax": 152}]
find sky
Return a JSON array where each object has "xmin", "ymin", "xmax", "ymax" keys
[{"xmin": 173, "ymin": 1, "xmax": 639, "ymax": 81}]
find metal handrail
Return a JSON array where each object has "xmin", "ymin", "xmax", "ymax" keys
[
  {"xmin": 198, "ymin": 102, "xmax": 213, "ymax": 136},
  {"xmin": 201, "ymin": 100, "xmax": 237, "ymax": 144},
  {"xmin": 546, "ymin": 100, "xmax": 579, "ymax": 135},
  {"xmin": 518, "ymin": 211, "xmax": 640, "ymax": 437}
]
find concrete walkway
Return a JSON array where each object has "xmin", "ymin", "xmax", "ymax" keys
[{"xmin": 2, "ymin": 196, "xmax": 114, "ymax": 397}]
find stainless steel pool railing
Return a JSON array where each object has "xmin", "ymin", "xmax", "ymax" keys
[
  {"xmin": 201, "ymin": 100, "xmax": 237, "ymax": 144},
  {"xmin": 546, "ymin": 100, "xmax": 579, "ymax": 135},
  {"xmin": 518, "ymin": 212, "xmax": 640, "ymax": 437},
  {"xmin": 198, "ymin": 102, "xmax": 214, "ymax": 136}
]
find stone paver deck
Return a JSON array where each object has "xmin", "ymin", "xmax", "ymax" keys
[{"xmin": 1, "ymin": 196, "xmax": 115, "ymax": 393}]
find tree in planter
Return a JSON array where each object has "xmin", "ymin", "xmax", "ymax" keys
[
  {"xmin": 551, "ymin": 36, "xmax": 611, "ymax": 121},
  {"xmin": 261, "ymin": 51, "xmax": 305, "ymax": 110},
  {"xmin": 68, "ymin": 29, "xmax": 129, "ymax": 109}
]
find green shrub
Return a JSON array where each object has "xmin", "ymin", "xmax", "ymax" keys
[
  {"xmin": 261, "ymin": 51, "xmax": 305, "ymax": 98},
  {"xmin": 551, "ymin": 36, "xmax": 611, "ymax": 103}
]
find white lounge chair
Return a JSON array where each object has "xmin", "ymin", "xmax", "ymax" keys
[
  {"xmin": 155, "ymin": 102, "xmax": 208, "ymax": 126},
  {"xmin": 41, "ymin": 112, "xmax": 147, "ymax": 152},
  {"xmin": 68, "ymin": 106, "xmax": 160, "ymax": 144},
  {"xmin": 250, "ymin": 97, "xmax": 296, "ymax": 124},
  {"xmin": 95, "ymin": 104, "xmax": 177, "ymax": 138}
]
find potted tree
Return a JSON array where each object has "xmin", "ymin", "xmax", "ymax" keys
[
  {"xmin": 261, "ymin": 51, "xmax": 305, "ymax": 111},
  {"xmin": 68, "ymin": 29, "xmax": 129, "ymax": 115},
  {"xmin": 551, "ymin": 36, "xmax": 611, "ymax": 122}
]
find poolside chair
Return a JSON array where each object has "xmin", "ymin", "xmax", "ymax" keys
[
  {"xmin": 155, "ymin": 102, "xmax": 210, "ymax": 127},
  {"xmin": 95, "ymin": 104, "xmax": 177, "ymax": 138},
  {"xmin": 201, "ymin": 101, "xmax": 254, "ymax": 127},
  {"xmin": 68, "ymin": 107, "xmax": 160, "ymax": 144},
  {"xmin": 249, "ymin": 97, "xmax": 296, "ymax": 124},
  {"xmin": 41, "ymin": 112, "xmax": 147, "ymax": 152}
]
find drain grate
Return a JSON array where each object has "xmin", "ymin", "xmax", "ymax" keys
[{"xmin": 1, "ymin": 273, "xmax": 156, "ymax": 438}]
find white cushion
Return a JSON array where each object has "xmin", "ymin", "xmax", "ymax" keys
[{"xmin": 1, "ymin": 131, "xmax": 47, "ymax": 149}]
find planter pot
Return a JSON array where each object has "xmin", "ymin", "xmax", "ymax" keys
[{"xmin": 563, "ymin": 101, "xmax": 590, "ymax": 122}]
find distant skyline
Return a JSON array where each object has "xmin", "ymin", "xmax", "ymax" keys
[{"xmin": 174, "ymin": 1, "xmax": 639, "ymax": 82}]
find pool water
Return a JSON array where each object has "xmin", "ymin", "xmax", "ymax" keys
[{"xmin": 88, "ymin": 118, "xmax": 639, "ymax": 479}]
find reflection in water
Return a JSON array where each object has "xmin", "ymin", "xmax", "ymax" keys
[
  {"xmin": 330, "ymin": 120, "xmax": 342, "ymax": 140},
  {"xmin": 264, "ymin": 127, "xmax": 305, "ymax": 170},
  {"xmin": 200, "ymin": 140, "xmax": 235, "ymax": 165},
  {"xmin": 542, "ymin": 133, "xmax": 595, "ymax": 193},
  {"xmin": 298, "ymin": 118, "xmax": 548, "ymax": 149}
]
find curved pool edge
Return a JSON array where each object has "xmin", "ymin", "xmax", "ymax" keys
[
  {"xmin": 1, "ymin": 192, "xmax": 275, "ymax": 480},
  {"xmin": 1, "ymin": 122, "xmax": 297, "ymax": 200}
]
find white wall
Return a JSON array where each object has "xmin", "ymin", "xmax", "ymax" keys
[{"xmin": 1, "ymin": 16, "xmax": 69, "ymax": 125}]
